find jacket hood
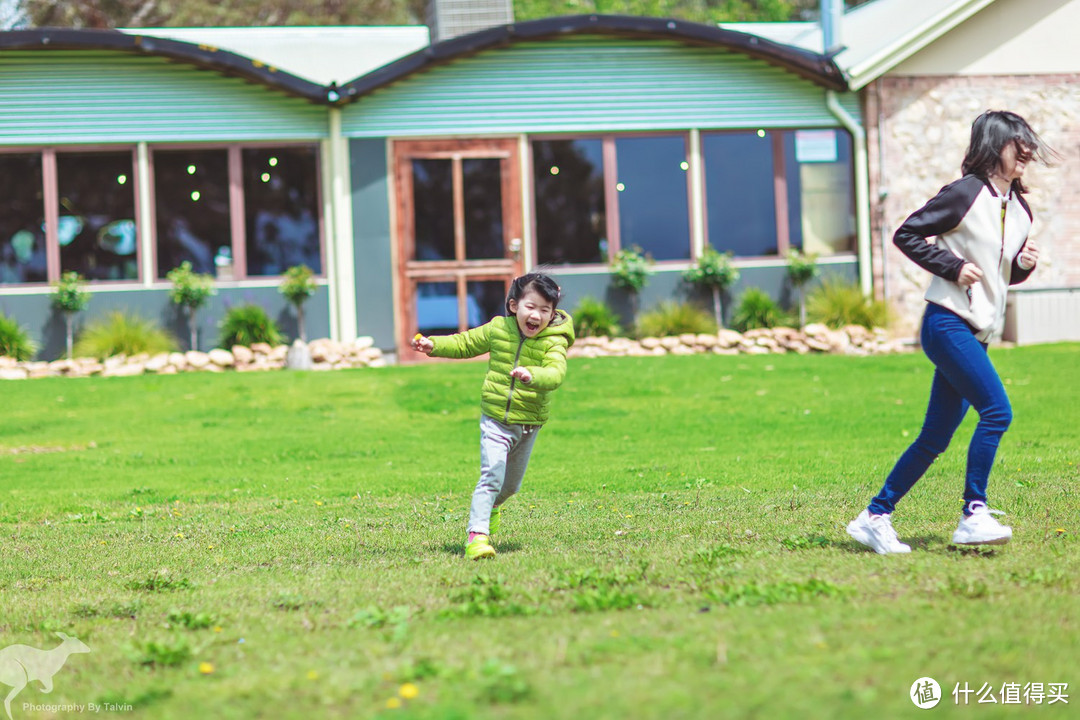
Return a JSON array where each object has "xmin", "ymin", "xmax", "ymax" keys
[{"xmin": 536, "ymin": 309, "xmax": 575, "ymax": 347}]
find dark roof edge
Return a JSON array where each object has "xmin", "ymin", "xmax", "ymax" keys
[
  {"xmin": 336, "ymin": 14, "xmax": 848, "ymax": 103},
  {"xmin": 0, "ymin": 28, "xmax": 330, "ymax": 104}
]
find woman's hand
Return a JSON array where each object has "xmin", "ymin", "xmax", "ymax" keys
[
  {"xmin": 412, "ymin": 334, "xmax": 434, "ymax": 355},
  {"xmin": 510, "ymin": 367, "xmax": 532, "ymax": 384},
  {"xmin": 957, "ymin": 263, "xmax": 984, "ymax": 288},
  {"xmin": 1017, "ymin": 239, "xmax": 1040, "ymax": 270}
]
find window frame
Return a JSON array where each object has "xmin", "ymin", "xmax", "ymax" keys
[{"xmin": 528, "ymin": 131, "xmax": 695, "ymax": 270}]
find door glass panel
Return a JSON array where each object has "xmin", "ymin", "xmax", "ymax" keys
[
  {"xmin": 413, "ymin": 159, "xmax": 454, "ymax": 261},
  {"xmin": 57, "ymin": 151, "xmax": 139, "ymax": 281},
  {"xmin": 416, "ymin": 281, "xmax": 459, "ymax": 335},
  {"xmin": 0, "ymin": 153, "xmax": 46, "ymax": 284},
  {"xmin": 467, "ymin": 280, "xmax": 507, "ymax": 327},
  {"xmin": 463, "ymin": 158, "xmax": 504, "ymax": 259}
]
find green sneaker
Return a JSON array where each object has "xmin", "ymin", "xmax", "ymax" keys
[
  {"xmin": 489, "ymin": 506, "xmax": 502, "ymax": 536},
  {"xmin": 465, "ymin": 535, "xmax": 496, "ymax": 560}
]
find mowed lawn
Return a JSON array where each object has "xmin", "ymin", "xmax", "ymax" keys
[{"xmin": 1, "ymin": 344, "xmax": 1077, "ymax": 720}]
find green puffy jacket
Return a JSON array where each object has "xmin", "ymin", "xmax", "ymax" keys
[{"xmin": 430, "ymin": 310, "xmax": 575, "ymax": 425}]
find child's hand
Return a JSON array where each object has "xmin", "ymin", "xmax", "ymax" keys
[
  {"xmin": 511, "ymin": 366, "xmax": 532, "ymax": 384},
  {"xmin": 412, "ymin": 333, "xmax": 434, "ymax": 355},
  {"xmin": 1017, "ymin": 239, "xmax": 1040, "ymax": 270}
]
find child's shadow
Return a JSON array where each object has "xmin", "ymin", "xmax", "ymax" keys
[
  {"xmin": 837, "ymin": 534, "xmax": 940, "ymax": 554},
  {"xmin": 440, "ymin": 540, "xmax": 523, "ymax": 556}
]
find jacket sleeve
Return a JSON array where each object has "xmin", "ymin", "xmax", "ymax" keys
[
  {"xmin": 1009, "ymin": 242, "xmax": 1036, "ymax": 285},
  {"xmin": 429, "ymin": 321, "xmax": 491, "ymax": 359},
  {"xmin": 893, "ymin": 179, "xmax": 977, "ymax": 281},
  {"xmin": 523, "ymin": 337, "xmax": 569, "ymax": 391}
]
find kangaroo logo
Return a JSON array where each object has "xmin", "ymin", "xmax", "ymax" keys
[{"xmin": 0, "ymin": 633, "xmax": 91, "ymax": 720}]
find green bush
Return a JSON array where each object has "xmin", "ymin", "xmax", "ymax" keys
[
  {"xmin": 608, "ymin": 246, "xmax": 653, "ymax": 293},
  {"xmin": 635, "ymin": 301, "xmax": 717, "ymax": 338},
  {"xmin": 571, "ymin": 297, "xmax": 621, "ymax": 338},
  {"xmin": 72, "ymin": 312, "xmax": 178, "ymax": 359},
  {"xmin": 218, "ymin": 304, "xmax": 283, "ymax": 348},
  {"xmin": 731, "ymin": 288, "xmax": 789, "ymax": 332},
  {"xmin": 0, "ymin": 312, "xmax": 37, "ymax": 361},
  {"xmin": 806, "ymin": 278, "xmax": 890, "ymax": 329}
]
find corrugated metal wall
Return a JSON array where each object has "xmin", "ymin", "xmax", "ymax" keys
[
  {"xmin": 0, "ymin": 51, "xmax": 328, "ymax": 144},
  {"xmin": 341, "ymin": 37, "xmax": 860, "ymax": 137}
]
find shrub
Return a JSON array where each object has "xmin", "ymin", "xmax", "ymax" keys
[
  {"xmin": 0, "ymin": 312, "xmax": 37, "ymax": 361},
  {"xmin": 218, "ymin": 304, "xmax": 283, "ymax": 348},
  {"xmin": 571, "ymin": 297, "xmax": 621, "ymax": 338},
  {"xmin": 51, "ymin": 271, "xmax": 91, "ymax": 359},
  {"xmin": 608, "ymin": 246, "xmax": 653, "ymax": 293},
  {"xmin": 731, "ymin": 288, "xmax": 789, "ymax": 332},
  {"xmin": 167, "ymin": 261, "xmax": 216, "ymax": 351},
  {"xmin": 806, "ymin": 278, "xmax": 890, "ymax": 329},
  {"xmin": 279, "ymin": 265, "xmax": 318, "ymax": 342},
  {"xmin": 73, "ymin": 312, "xmax": 178, "ymax": 359},
  {"xmin": 683, "ymin": 247, "xmax": 740, "ymax": 328},
  {"xmin": 635, "ymin": 301, "xmax": 716, "ymax": 338},
  {"xmin": 786, "ymin": 249, "xmax": 819, "ymax": 328}
]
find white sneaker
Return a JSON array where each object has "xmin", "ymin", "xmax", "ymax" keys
[
  {"xmin": 952, "ymin": 501, "xmax": 1012, "ymax": 545},
  {"xmin": 847, "ymin": 509, "xmax": 912, "ymax": 555}
]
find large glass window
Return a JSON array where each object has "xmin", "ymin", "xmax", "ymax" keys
[
  {"xmin": 57, "ymin": 151, "xmax": 139, "ymax": 281},
  {"xmin": 615, "ymin": 136, "xmax": 690, "ymax": 261},
  {"xmin": 533, "ymin": 139, "xmax": 606, "ymax": 265},
  {"xmin": 0, "ymin": 154, "xmax": 46, "ymax": 284},
  {"xmin": 243, "ymin": 147, "xmax": 321, "ymax": 276},
  {"xmin": 703, "ymin": 131, "xmax": 778, "ymax": 256},
  {"xmin": 154, "ymin": 149, "xmax": 230, "ymax": 277},
  {"xmin": 791, "ymin": 129, "xmax": 855, "ymax": 255}
]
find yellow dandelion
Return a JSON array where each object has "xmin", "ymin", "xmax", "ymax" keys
[
  {"xmin": 1056, "ymin": 528, "xmax": 1066, "ymax": 533},
  {"xmin": 213, "ymin": 626, "xmax": 223, "ymax": 633},
  {"xmin": 625, "ymin": 514, "xmax": 633, "ymax": 519},
  {"xmin": 399, "ymin": 683, "xmax": 419, "ymax": 699},
  {"xmin": 307, "ymin": 670, "xmax": 319, "ymax": 680},
  {"xmin": 609, "ymin": 630, "xmax": 620, "ymax": 638},
  {"xmin": 386, "ymin": 697, "xmax": 402, "ymax": 710},
  {"xmin": 175, "ymin": 532, "xmax": 184, "ymax": 539},
  {"xmin": 315, "ymin": 501, "xmax": 323, "ymax": 506},
  {"xmin": 199, "ymin": 662, "xmax": 214, "ymax": 675}
]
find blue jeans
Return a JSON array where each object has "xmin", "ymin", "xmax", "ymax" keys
[{"xmin": 868, "ymin": 303, "xmax": 1012, "ymax": 517}]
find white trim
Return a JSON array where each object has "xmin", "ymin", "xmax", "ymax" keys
[
  {"xmin": 545, "ymin": 253, "xmax": 858, "ymax": 276},
  {"xmin": 320, "ymin": 135, "xmax": 340, "ymax": 341},
  {"xmin": 328, "ymin": 108, "xmax": 358, "ymax": 343},
  {"xmin": 518, "ymin": 133, "xmax": 533, "ymax": 271},
  {"xmin": 825, "ymin": 91, "xmax": 872, "ymax": 296},
  {"xmin": 688, "ymin": 129, "xmax": 705, "ymax": 259},
  {"xmin": 136, "ymin": 142, "xmax": 154, "ymax": 286}
]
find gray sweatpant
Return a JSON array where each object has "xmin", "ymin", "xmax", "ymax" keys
[{"xmin": 467, "ymin": 415, "xmax": 541, "ymax": 534}]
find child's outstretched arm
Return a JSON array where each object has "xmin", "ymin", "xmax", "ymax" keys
[
  {"xmin": 412, "ymin": 333, "xmax": 435, "ymax": 355},
  {"xmin": 428, "ymin": 322, "xmax": 493, "ymax": 359},
  {"xmin": 519, "ymin": 337, "xmax": 569, "ymax": 391}
]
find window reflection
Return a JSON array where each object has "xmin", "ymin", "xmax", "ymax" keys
[
  {"xmin": 416, "ymin": 281, "xmax": 461, "ymax": 335},
  {"xmin": 243, "ymin": 147, "xmax": 321, "ymax": 276},
  {"xmin": 413, "ymin": 159, "xmax": 454, "ymax": 261},
  {"xmin": 703, "ymin": 131, "xmax": 778, "ymax": 257},
  {"xmin": 615, "ymin": 136, "xmax": 690, "ymax": 261},
  {"xmin": 0, "ymin": 154, "xmax": 46, "ymax": 284},
  {"xmin": 793, "ymin": 129, "xmax": 855, "ymax": 255},
  {"xmin": 533, "ymin": 139, "xmax": 606, "ymax": 265},
  {"xmin": 154, "ymin": 149, "xmax": 230, "ymax": 278},
  {"xmin": 463, "ymin": 159, "xmax": 504, "ymax": 260},
  {"xmin": 57, "ymin": 151, "xmax": 139, "ymax": 281},
  {"xmin": 467, "ymin": 280, "xmax": 507, "ymax": 325}
]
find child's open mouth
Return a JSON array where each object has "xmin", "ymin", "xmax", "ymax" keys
[{"xmin": 526, "ymin": 321, "xmax": 540, "ymax": 333}]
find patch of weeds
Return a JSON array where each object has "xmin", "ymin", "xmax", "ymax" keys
[
  {"xmin": 571, "ymin": 586, "xmax": 645, "ymax": 613},
  {"xmin": 347, "ymin": 605, "xmax": 414, "ymax": 643},
  {"xmin": 437, "ymin": 575, "xmax": 536, "ymax": 619},
  {"xmin": 72, "ymin": 603, "xmax": 99, "ymax": 618},
  {"xmin": 681, "ymin": 544, "xmax": 741, "ymax": 568},
  {"xmin": 477, "ymin": 659, "xmax": 532, "ymax": 704},
  {"xmin": 706, "ymin": 579, "xmax": 850, "ymax": 607},
  {"xmin": 125, "ymin": 571, "xmax": 193, "ymax": 593},
  {"xmin": 166, "ymin": 609, "xmax": 216, "ymax": 630},
  {"xmin": 779, "ymin": 535, "xmax": 831, "ymax": 551},
  {"xmin": 1007, "ymin": 567, "xmax": 1068, "ymax": 588},
  {"xmin": 132, "ymin": 637, "xmax": 191, "ymax": 668},
  {"xmin": 109, "ymin": 600, "xmax": 143, "ymax": 618},
  {"xmin": 96, "ymin": 688, "xmax": 173, "ymax": 709},
  {"xmin": 552, "ymin": 563, "xmax": 646, "ymax": 591},
  {"xmin": 397, "ymin": 656, "xmax": 444, "ymax": 683},
  {"xmin": 272, "ymin": 592, "xmax": 317, "ymax": 612},
  {"xmin": 941, "ymin": 576, "xmax": 990, "ymax": 599}
]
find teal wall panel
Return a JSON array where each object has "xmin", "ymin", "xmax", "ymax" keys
[
  {"xmin": 342, "ymin": 37, "xmax": 861, "ymax": 137},
  {"xmin": 349, "ymin": 138, "xmax": 397, "ymax": 351},
  {"xmin": 0, "ymin": 51, "xmax": 328, "ymax": 144}
]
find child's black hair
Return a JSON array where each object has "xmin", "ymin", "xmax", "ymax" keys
[{"xmin": 505, "ymin": 273, "xmax": 561, "ymax": 314}]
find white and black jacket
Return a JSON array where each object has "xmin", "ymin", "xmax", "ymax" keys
[{"xmin": 894, "ymin": 174, "xmax": 1035, "ymax": 342}]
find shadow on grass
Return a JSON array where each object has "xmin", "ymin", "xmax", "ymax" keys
[
  {"xmin": 440, "ymin": 540, "xmax": 524, "ymax": 556},
  {"xmin": 837, "ymin": 535, "xmax": 1004, "ymax": 557}
]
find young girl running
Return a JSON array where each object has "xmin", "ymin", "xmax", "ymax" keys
[
  {"xmin": 412, "ymin": 273, "xmax": 575, "ymax": 560},
  {"xmin": 848, "ymin": 110, "xmax": 1053, "ymax": 554}
]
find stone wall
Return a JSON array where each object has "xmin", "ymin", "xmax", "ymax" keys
[{"xmin": 864, "ymin": 74, "xmax": 1080, "ymax": 337}]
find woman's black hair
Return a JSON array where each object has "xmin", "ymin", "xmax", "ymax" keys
[
  {"xmin": 961, "ymin": 110, "xmax": 1055, "ymax": 193},
  {"xmin": 505, "ymin": 273, "xmax": 561, "ymax": 314}
]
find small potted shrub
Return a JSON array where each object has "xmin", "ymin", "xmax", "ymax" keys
[
  {"xmin": 167, "ymin": 261, "xmax": 216, "ymax": 351},
  {"xmin": 683, "ymin": 247, "xmax": 740, "ymax": 329},
  {"xmin": 279, "ymin": 265, "xmax": 318, "ymax": 342},
  {"xmin": 50, "ymin": 272, "xmax": 90, "ymax": 359}
]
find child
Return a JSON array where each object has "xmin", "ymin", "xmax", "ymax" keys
[
  {"xmin": 847, "ymin": 110, "xmax": 1053, "ymax": 554},
  {"xmin": 412, "ymin": 273, "xmax": 575, "ymax": 560}
]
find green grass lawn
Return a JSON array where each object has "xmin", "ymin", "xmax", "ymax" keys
[{"xmin": 1, "ymin": 345, "xmax": 1078, "ymax": 719}]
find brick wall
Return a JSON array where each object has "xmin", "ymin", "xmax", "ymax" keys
[{"xmin": 864, "ymin": 74, "xmax": 1080, "ymax": 337}]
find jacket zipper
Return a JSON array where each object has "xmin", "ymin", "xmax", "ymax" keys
[
  {"xmin": 503, "ymin": 333, "xmax": 526, "ymax": 423},
  {"xmin": 996, "ymin": 198, "xmax": 1008, "ymax": 319}
]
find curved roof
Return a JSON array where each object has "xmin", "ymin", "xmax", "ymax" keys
[
  {"xmin": 0, "ymin": 27, "xmax": 330, "ymax": 103},
  {"xmin": 335, "ymin": 14, "xmax": 847, "ymax": 103}
]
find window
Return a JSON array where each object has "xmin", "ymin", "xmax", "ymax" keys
[
  {"xmin": 154, "ymin": 149, "xmax": 231, "ymax": 278},
  {"xmin": 531, "ymin": 134, "xmax": 691, "ymax": 266},
  {"xmin": 0, "ymin": 154, "xmax": 46, "ymax": 284},
  {"xmin": 533, "ymin": 139, "xmax": 606, "ymax": 265},
  {"xmin": 243, "ymin": 147, "xmax": 321, "ymax": 276},
  {"xmin": 702, "ymin": 129, "xmax": 854, "ymax": 258},
  {"xmin": 57, "ymin": 151, "xmax": 139, "ymax": 281}
]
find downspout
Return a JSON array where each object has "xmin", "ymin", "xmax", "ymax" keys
[{"xmin": 826, "ymin": 90, "xmax": 872, "ymax": 296}]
